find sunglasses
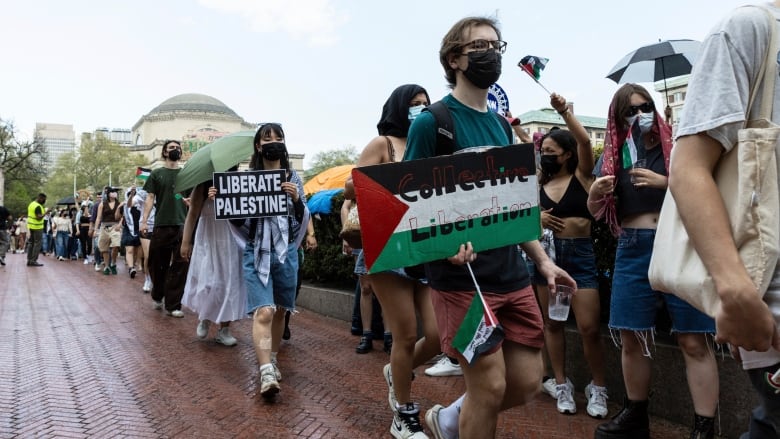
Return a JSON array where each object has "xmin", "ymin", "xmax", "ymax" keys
[{"xmin": 626, "ymin": 102, "xmax": 654, "ymax": 117}]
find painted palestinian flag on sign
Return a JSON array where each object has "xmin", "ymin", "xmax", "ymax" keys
[
  {"xmin": 518, "ymin": 55, "xmax": 549, "ymax": 80},
  {"xmin": 453, "ymin": 289, "xmax": 505, "ymax": 365},
  {"xmin": 136, "ymin": 167, "xmax": 152, "ymax": 181},
  {"xmin": 351, "ymin": 144, "xmax": 541, "ymax": 273}
]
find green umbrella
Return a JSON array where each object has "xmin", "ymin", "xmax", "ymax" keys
[{"xmin": 175, "ymin": 130, "xmax": 256, "ymax": 192}]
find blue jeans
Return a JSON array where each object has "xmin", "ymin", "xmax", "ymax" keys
[
  {"xmin": 55, "ymin": 233, "xmax": 69, "ymax": 258},
  {"xmin": 535, "ymin": 237, "xmax": 599, "ymax": 289},
  {"xmin": 609, "ymin": 228, "xmax": 715, "ymax": 333},
  {"xmin": 243, "ymin": 241, "xmax": 298, "ymax": 314},
  {"xmin": 42, "ymin": 233, "xmax": 52, "ymax": 254},
  {"xmin": 741, "ymin": 363, "xmax": 780, "ymax": 438}
]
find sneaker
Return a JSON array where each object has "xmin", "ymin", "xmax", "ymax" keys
[
  {"xmin": 142, "ymin": 278, "xmax": 152, "ymax": 293},
  {"xmin": 167, "ymin": 309, "xmax": 184, "ymax": 318},
  {"xmin": 356, "ymin": 335, "xmax": 373, "ymax": 354},
  {"xmin": 110, "ymin": 264, "xmax": 117, "ymax": 275},
  {"xmin": 542, "ymin": 376, "xmax": 557, "ymax": 399},
  {"xmin": 424, "ymin": 404, "xmax": 447, "ymax": 439},
  {"xmin": 271, "ymin": 358, "xmax": 282, "ymax": 381},
  {"xmin": 94, "ymin": 263, "xmax": 102, "ymax": 272},
  {"xmin": 103, "ymin": 266, "xmax": 110, "ymax": 275},
  {"xmin": 196, "ymin": 320, "xmax": 210, "ymax": 339},
  {"xmin": 129, "ymin": 267, "xmax": 136, "ymax": 279},
  {"xmin": 424, "ymin": 357, "xmax": 463, "ymax": 377},
  {"xmin": 390, "ymin": 403, "xmax": 428, "ymax": 439},
  {"xmin": 383, "ymin": 363, "xmax": 398, "ymax": 414},
  {"xmin": 555, "ymin": 381, "xmax": 576, "ymax": 414},
  {"xmin": 153, "ymin": 300, "xmax": 163, "ymax": 310},
  {"xmin": 83, "ymin": 258, "xmax": 90, "ymax": 265},
  {"xmin": 585, "ymin": 382, "xmax": 609, "ymax": 419},
  {"xmin": 215, "ymin": 326, "xmax": 237, "ymax": 346},
  {"xmin": 259, "ymin": 367, "xmax": 280, "ymax": 398}
]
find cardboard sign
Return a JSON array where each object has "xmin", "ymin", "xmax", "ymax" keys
[
  {"xmin": 213, "ymin": 170, "xmax": 288, "ymax": 220},
  {"xmin": 352, "ymin": 144, "xmax": 540, "ymax": 273}
]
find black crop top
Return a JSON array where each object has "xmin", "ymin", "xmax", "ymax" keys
[
  {"xmin": 615, "ymin": 145, "xmax": 666, "ymax": 222},
  {"xmin": 540, "ymin": 175, "xmax": 593, "ymax": 220}
]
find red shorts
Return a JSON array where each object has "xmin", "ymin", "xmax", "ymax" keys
[{"xmin": 431, "ymin": 286, "xmax": 544, "ymax": 359}]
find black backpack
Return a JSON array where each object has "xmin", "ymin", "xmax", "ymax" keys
[{"xmin": 423, "ymin": 101, "xmax": 514, "ymax": 156}]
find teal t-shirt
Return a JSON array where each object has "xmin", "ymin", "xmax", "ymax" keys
[
  {"xmin": 404, "ymin": 93, "xmax": 530, "ymax": 294},
  {"xmin": 143, "ymin": 167, "xmax": 185, "ymax": 226}
]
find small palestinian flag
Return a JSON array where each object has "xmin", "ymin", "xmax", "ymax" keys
[
  {"xmin": 518, "ymin": 55, "xmax": 549, "ymax": 80},
  {"xmin": 621, "ymin": 118, "xmax": 642, "ymax": 169},
  {"xmin": 136, "ymin": 167, "xmax": 151, "ymax": 181},
  {"xmin": 452, "ymin": 263, "xmax": 505, "ymax": 365}
]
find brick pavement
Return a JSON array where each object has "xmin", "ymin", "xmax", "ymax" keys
[{"xmin": 0, "ymin": 251, "xmax": 694, "ymax": 438}]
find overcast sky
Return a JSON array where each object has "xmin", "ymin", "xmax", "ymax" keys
[{"xmin": 1, "ymin": 0, "xmax": 751, "ymax": 166}]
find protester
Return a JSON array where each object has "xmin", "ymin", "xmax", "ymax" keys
[
  {"xmin": 0, "ymin": 204, "xmax": 10, "ymax": 266},
  {"xmin": 670, "ymin": 5, "xmax": 780, "ymax": 438},
  {"xmin": 404, "ymin": 16, "xmax": 576, "ymax": 439},
  {"xmin": 25, "ymin": 194, "xmax": 46, "ymax": 266},
  {"xmin": 15, "ymin": 215, "xmax": 27, "ymax": 254},
  {"xmin": 89, "ymin": 192, "xmax": 105, "ymax": 271},
  {"xmin": 94, "ymin": 188, "xmax": 122, "ymax": 275},
  {"xmin": 535, "ymin": 93, "xmax": 607, "ymax": 418},
  {"xmin": 120, "ymin": 187, "xmax": 143, "ymax": 278},
  {"xmin": 75, "ymin": 204, "xmax": 92, "ymax": 264},
  {"xmin": 135, "ymin": 187, "xmax": 155, "ymax": 293},
  {"xmin": 52, "ymin": 209, "xmax": 72, "ymax": 261},
  {"xmin": 41, "ymin": 209, "xmax": 53, "ymax": 257},
  {"xmin": 345, "ymin": 83, "xmax": 441, "ymax": 439},
  {"xmin": 586, "ymin": 83, "xmax": 719, "ymax": 439},
  {"xmin": 181, "ymin": 180, "xmax": 247, "ymax": 347},
  {"xmin": 140, "ymin": 140, "xmax": 189, "ymax": 318}
]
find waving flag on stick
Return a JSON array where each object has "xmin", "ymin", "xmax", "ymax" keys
[
  {"xmin": 518, "ymin": 55, "xmax": 552, "ymax": 94},
  {"xmin": 452, "ymin": 262, "xmax": 505, "ymax": 365}
]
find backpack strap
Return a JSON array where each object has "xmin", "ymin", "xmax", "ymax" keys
[
  {"xmin": 495, "ymin": 113, "xmax": 514, "ymax": 144},
  {"xmin": 423, "ymin": 101, "xmax": 456, "ymax": 156}
]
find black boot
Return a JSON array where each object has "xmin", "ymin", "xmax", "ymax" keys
[
  {"xmin": 594, "ymin": 397, "xmax": 649, "ymax": 439},
  {"xmin": 690, "ymin": 414, "xmax": 715, "ymax": 439},
  {"xmin": 282, "ymin": 311, "xmax": 291, "ymax": 340},
  {"xmin": 356, "ymin": 334, "xmax": 373, "ymax": 354}
]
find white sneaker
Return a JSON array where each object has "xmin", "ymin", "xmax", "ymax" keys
[
  {"xmin": 424, "ymin": 356, "xmax": 463, "ymax": 377},
  {"xmin": 215, "ymin": 326, "xmax": 237, "ymax": 346},
  {"xmin": 142, "ymin": 277, "xmax": 152, "ymax": 293},
  {"xmin": 584, "ymin": 382, "xmax": 609, "ymax": 419},
  {"xmin": 542, "ymin": 376, "xmax": 557, "ymax": 399},
  {"xmin": 83, "ymin": 258, "xmax": 90, "ymax": 265},
  {"xmin": 383, "ymin": 363, "xmax": 398, "ymax": 414},
  {"xmin": 555, "ymin": 380, "xmax": 576, "ymax": 414},
  {"xmin": 196, "ymin": 320, "xmax": 210, "ymax": 339},
  {"xmin": 390, "ymin": 403, "xmax": 428, "ymax": 439},
  {"xmin": 94, "ymin": 263, "xmax": 102, "ymax": 272},
  {"xmin": 167, "ymin": 309, "xmax": 184, "ymax": 318},
  {"xmin": 271, "ymin": 358, "xmax": 282, "ymax": 381},
  {"xmin": 259, "ymin": 367, "xmax": 280, "ymax": 398}
]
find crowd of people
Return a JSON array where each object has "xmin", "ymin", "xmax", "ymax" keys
[{"xmin": 2, "ymin": 5, "xmax": 780, "ymax": 439}]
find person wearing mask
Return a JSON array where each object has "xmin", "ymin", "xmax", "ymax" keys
[
  {"xmin": 94, "ymin": 188, "xmax": 122, "ymax": 275},
  {"xmin": 25, "ymin": 194, "xmax": 46, "ymax": 266},
  {"xmin": 344, "ymin": 83, "xmax": 441, "ymax": 439},
  {"xmin": 75, "ymin": 204, "xmax": 92, "ymax": 264},
  {"xmin": 52, "ymin": 209, "xmax": 72, "ymax": 261},
  {"xmin": 0, "ymin": 204, "xmax": 10, "ymax": 266},
  {"xmin": 140, "ymin": 140, "xmax": 189, "ymax": 318},
  {"xmin": 135, "ymin": 187, "xmax": 155, "ymax": 293},
  {"xmin": 404, "ymin": 16, "xmax": 576, "ymax": 439},
  {"xmin": 587, "ymin": 83, "xmax": 719, "ymax": 439},
  {"xmin": 120, "ymin": 187, "xmax": 143, "ymax": 278},
  {"xmin": 89, "ymin": 192, "xmax": 105, "ymax": 271}
]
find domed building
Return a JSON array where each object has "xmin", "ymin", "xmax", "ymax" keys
[{"xmin": 129, "ymin": 93, "xmax": 303, "ymax": 173}]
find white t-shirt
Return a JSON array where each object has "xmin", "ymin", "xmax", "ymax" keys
[{"xmin": 676, "ymin": 3, "xmax": 780, "ymax": 369}]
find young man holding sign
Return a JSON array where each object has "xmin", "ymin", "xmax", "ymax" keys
[{"xmin": 404, "ymin": 16, "xmax": 575, "ymax": 439}]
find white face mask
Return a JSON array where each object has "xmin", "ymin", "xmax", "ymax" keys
[
  {"xmin": 625, "ymin": 112, "xmax": 655, "ymax": 134},
  {"xmin": 408, "ymin": 105, "xmax": 425, "ymax": 121}
]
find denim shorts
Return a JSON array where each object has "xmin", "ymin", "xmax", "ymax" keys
[
  {"xmin": 535, "ymin": 237, "xmax": 599, "ymax": 290},
  {"xmin": 355, "ymin": 249, "xmax": 427, "ymax": 283},
  {"xmin": 610, "ymin": 228, "xmax": 715, "ymax": 333},
  {"xmin": 244, "ymin": 241, "xmax": 298, "ymax": 314}
]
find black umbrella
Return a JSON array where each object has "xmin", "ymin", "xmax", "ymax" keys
[
  {"xmin": 56, "ymin": 195, "xmax": 76, "ymax": 206},
  {"xmin": 606, "ymin": 39, "xmax": 701, "ymax": 122}
]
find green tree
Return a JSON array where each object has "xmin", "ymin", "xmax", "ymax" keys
[
  {"xmin": 44, "ymin": 134, "xmax": 148, "ymax": 202},
  {"xmin": 305, "ymin": 145, "xmax": 358, "ymax": 180},
  {"xmin": 0, "ymin": 119, "xmax": 47, "ymax": 214}
]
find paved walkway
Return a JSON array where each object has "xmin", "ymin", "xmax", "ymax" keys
[{"xmin": 0, "ymin": 251, "xmax": 691, "ymax": 438}]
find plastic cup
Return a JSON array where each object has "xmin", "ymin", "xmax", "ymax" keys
[
  {"xmin": 630, "ymin": 159, "xmax": 646, "ymax": 184},
  {"xmin": 548, "ymin": 285, "xmax": 574, "ymax": 321}
]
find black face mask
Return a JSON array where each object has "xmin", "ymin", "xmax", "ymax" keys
[
  {"xmin": 167, "ymin": 148, "xmax": 182, "ymax": 162},
  {"xmin": 540, "ymin": 154, "xmax": 563, "ymax": 175},
  {"xmin": 261, "ymin": 142, "xmax": 286, "ymax": 161},
  {"xmin": 463, "ymin": 50, "xmax": 502, "ymax": 89}
]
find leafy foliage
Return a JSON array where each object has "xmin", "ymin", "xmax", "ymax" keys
[
  {"xmin": 300, "ymin": 191, "xmax": 356, "ymax": 288},
  {"xmin": 304, "ymin": 146, "xmax": 358, "ymax": 181},
  {"xmin": 0, "ymin": 119, "xmax": 47, "ymax": 215}
]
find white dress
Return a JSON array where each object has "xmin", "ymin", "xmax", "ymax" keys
[{"xmin": 182, "ymin": 199, "xmax": 247, "ymax": 323}]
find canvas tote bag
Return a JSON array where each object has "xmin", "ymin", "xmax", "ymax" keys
[{"xmin": 648, "ymin": 7, "xmax": 780, "ymax": 317}]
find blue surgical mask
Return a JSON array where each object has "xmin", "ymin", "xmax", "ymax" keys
[
  {"xmin": 638, "ymin": 112, "xmax": 655, "ymax": 134},
  {"xmin": 408, "ymin": 105, "xmax": 425, "ymax": 121}
]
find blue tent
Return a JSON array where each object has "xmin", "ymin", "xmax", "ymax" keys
[{"xmin": 307, "ymin": 188, "xmax": 343, "ymax": 215}]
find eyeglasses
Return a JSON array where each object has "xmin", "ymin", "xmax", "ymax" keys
[
  {"xmin": 460, "ymin": 39, "xmax": 507, "ymax": 54},
  {"xmin": 626, "ymin": 102, "xmax": 654, "ymax": 116}
]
